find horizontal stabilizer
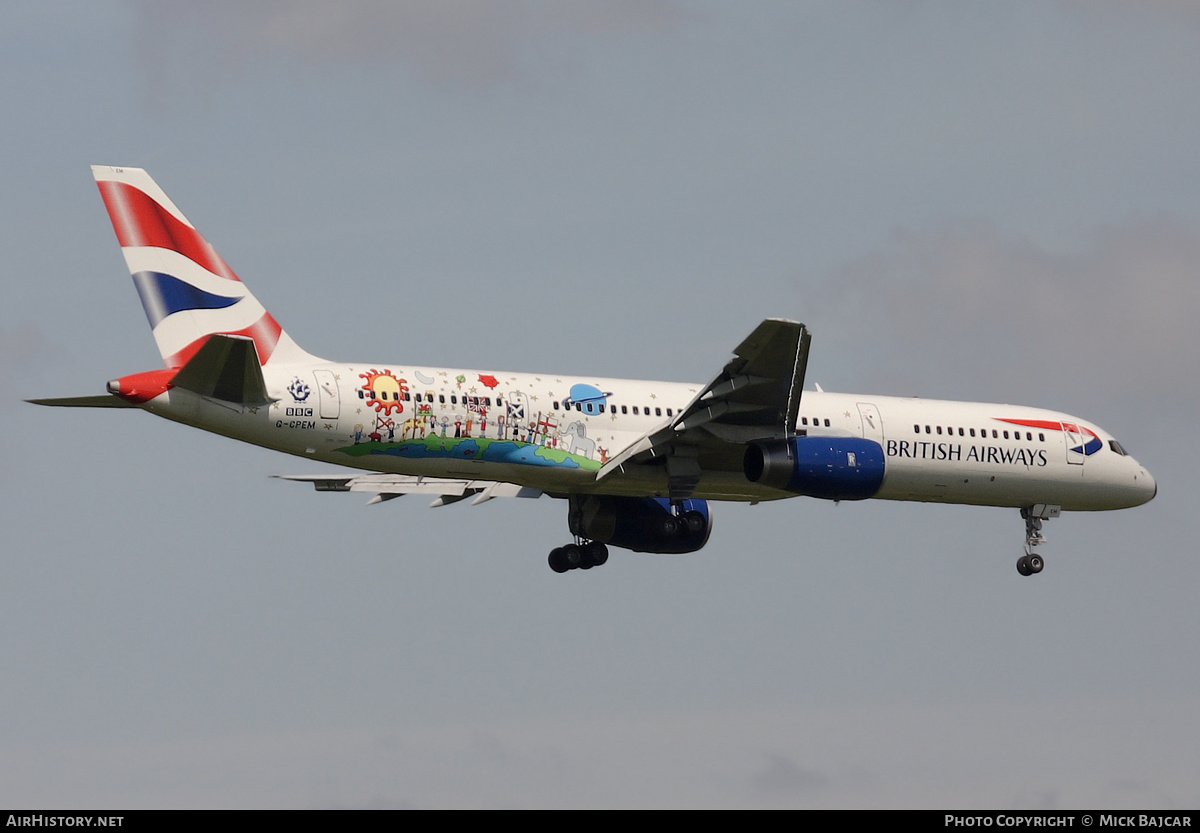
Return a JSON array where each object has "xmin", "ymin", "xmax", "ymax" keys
[
  {"xmin": 26, "ymin": 394, "xmax": 137, "ymax": 409},
  {"xmin": 170, "ymin": 334, "xmax": 274, "ymax": 407}
]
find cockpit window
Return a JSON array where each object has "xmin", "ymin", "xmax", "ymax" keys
[{"xmin": 1109, "ymin": 440, "xmax": 1128, "ymax": 456}]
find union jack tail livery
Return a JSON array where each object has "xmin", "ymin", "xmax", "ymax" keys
[{"xmin": 91, "ymin": 166, "xmax": 315, "ymax": 369}]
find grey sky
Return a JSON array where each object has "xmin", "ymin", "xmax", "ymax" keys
[{"xmin": 2, "ymin": 0, "xmax": 1198, "ymax": 808}]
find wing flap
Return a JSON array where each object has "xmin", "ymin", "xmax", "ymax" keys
[{"xmin": 273, "ymin": 473, "xmax": 543, "ymax": 506}]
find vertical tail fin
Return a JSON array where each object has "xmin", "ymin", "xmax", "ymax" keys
[{"xmin": 91, "ymin": 166, "xmax": 317, "ymax": 368}]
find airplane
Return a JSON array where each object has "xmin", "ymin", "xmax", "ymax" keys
[{"xmin": 29, "ymin": 166, "xmax": 1157, "ymax": 576}]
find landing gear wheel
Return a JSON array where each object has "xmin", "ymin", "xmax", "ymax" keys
[
  {"xmin": 659, "ymin": 515, "xmax": 680, "ymax": 537},
  {"xmin": 561, "ymin": 544, "xmax": 583, "ymax": 570},
  {"xmin": 548, "ymin": 547, "xmax": 570, "ymax": 573},
  {"xmin": 1027, "ymin": 553, "xmax": 1044, "ymax": 574},
  {"xmin": 548, "ymin": 540, "xmax": 608, "ymax": 573},
  {"xmin": 1016, "ymin": 555, "xmax": 1032, "ymax": 576},
  {"xmin": 583, "ymin": 541, "xmax": 609, "ymax": 567},
  {"xmin": 680, "ymin": 510, "xmax": 706, "ymax": 536}
]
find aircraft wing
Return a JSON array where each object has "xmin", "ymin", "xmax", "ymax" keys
[
  {"xmin": 273, "ymin": 474, "xmax": 543, "ymax": 507},
  {"xmin": 599, "ymin": 319, "xmax": 810, "ymax": 499}
]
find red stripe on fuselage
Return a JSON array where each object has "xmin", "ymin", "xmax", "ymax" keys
[
  {"xmin": 996, "ymin": 417, "xmax": 1064, "ymax": 432},
  {"xmin": 96, "ymin": 180, "xmax": 240, "ymax": 281},
  {"xmin": 997, "ymin": 417, "xmax": 1098, "ymax": 439}
]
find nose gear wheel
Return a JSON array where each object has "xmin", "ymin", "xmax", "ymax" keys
[{"xmin": 1016, "ymin": 505, "xmax": 1058, "ymax": 576}]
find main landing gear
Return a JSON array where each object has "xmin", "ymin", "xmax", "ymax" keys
[
  {"xmin": 548, "ymin": 540, "xmax": 609, "ymax": 573},
  {"xmin": 1016, "ymin": 504, "xmax": 1059, "ymax": 576}
]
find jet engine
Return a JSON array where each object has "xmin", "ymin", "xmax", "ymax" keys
[
  {"xmin": 568, "ymin": 495, "xmax": 712, "ymax": 554},
  {"xmin": 744, "ymin": 436, "xmax": 885, "ymax": 500}
]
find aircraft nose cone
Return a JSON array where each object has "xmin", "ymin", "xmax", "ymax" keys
[{"xmin": 1135, "ymin": 466, "xmax": 1156, "ymax": 505}]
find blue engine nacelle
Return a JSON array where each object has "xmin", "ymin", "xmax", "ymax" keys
[
  {"xmin": 568, "ymin": 495, "xmax": 712, "ymax": 554},
  {"xmin": 743, "ymin": 436, "xmax": 886, "ymax": 500}
]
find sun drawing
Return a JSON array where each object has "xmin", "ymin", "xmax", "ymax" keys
[{"xmin": 360, "ymin": 368, "xmax": 408, "ymax": 415}]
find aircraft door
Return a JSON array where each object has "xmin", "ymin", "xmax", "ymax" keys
[
  {"xmin": 1062, "ymin": 422, "xmax": 1086, "ymax": 466},
  {"xmin": 313, "ymin": 369, "xmax": 340, "ymax": 420},
  {"xmin": 857, "ymin": 402, "xmax": 884, "ymax": 445}
]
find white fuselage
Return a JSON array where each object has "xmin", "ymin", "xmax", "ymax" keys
[{"xmin": 135, "ymin": 359, "xmax": 1156, "ymax": 513}]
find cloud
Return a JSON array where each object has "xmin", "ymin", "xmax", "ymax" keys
[
  {"xmin": 0, "ymin": 324, "xmax": 55, "ymax": 387},
  {"xmin": 811, "ymin": 219, "xmax": 1200, "ymax": 411},
  {"xmin": 132, "ymin": 0, "xmax": 687, "ymax": 88},
  {"xmin": 1057, "ymin": 0, "xmax": 1200, "ymax": 17},
  {"xmin": 750, "ymin": 752, "xmax": 829, "ymax": 795}
]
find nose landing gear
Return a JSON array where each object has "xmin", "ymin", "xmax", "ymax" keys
[{"xmin": 1016, "ymin": 504, "xmax": 1059, "ymax": 576}]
